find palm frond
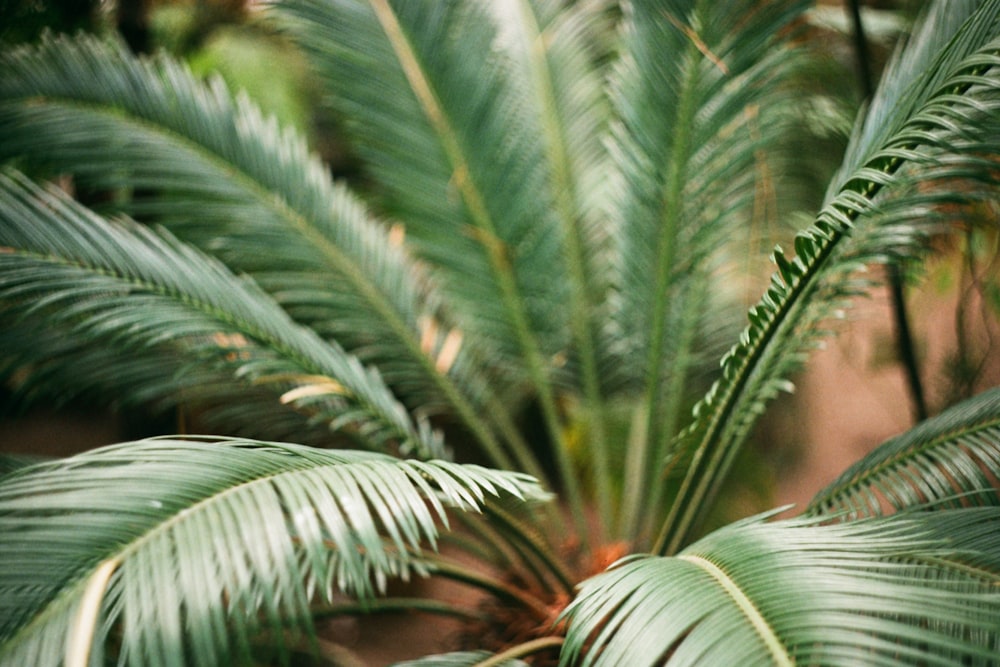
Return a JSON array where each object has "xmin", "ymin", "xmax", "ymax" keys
[
  {"xmin": 0, "ymin": 170, "xmax": 438, "ymax": 457},
  {"xmin": 270, "ymin": 0, "xmax": 601, "ymax": 522},
  {"xmin": 563, "ymin": 509, "xmax": 1000, "ymax": 667},
  {"xmin": 396, "ymin": 650, "xmax": 530, "ymax": 666},
  {"xmin": 609, "ymin": 0, "xmax": 811, "ymax": 541},
  {"xmin": 272, "ymin": 0, "xmax": 569, "ymax": 375},
  {"xmin": 0, "ymin": 437, "xmax": 546, "ymax": 667},
  {"xmin": 807, "ymin": 386, "xmax": 1000, "ymax": 518},
  {"xmin": 0, "ymin": 33, "xmax": 524, "ymax": 468},
  {"xmin": 832, "ymin": 0, "xmax": 987, "ymax": 196},
  {"xmin": 655, "ymin": 0, "xmax": 1000, "ymax": 555},
  {"xmin": 483, "ymin": 0, "xmax": 621, "ymax": 532},
  {"xmin": 0, "ymin": 453, "xmax": 42, "ymax": 480}
]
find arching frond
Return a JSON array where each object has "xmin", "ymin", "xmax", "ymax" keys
[
  {"xmin": 0, "ymin": 437, "xmax": 547, "ymax": 667},
  {"xmin": 0, "ymin": 170, "xmax": 438, "ymax": 457},
  {"xmin": 272, "ymin": 0, "xmax": 569, "ymax": 374},
  {"xmin": 655, "ymin": 0, "xmax": 1000, "ymax": 555},
  {"xmin": 0, "ymin": 33, "xmax": 520, "ymax": 468},
  {"xmin": 0, "ymin": 453, "xmax": 40, "ymax": 480},
  {"xmin": 272, "ymin": 0, "xmax": 614, "ymax": 532},
  {"xmin": 808, "ymin": 387, "xmax": 1000, "ymax": 518},
  {"xmin": 832, "ymin": 0, "xmax": 987, "ymax": 196},
  {"xmin": 563, "ymin": 509, "xmax": 1000, "ymax": 667},
  {"xmin": 609, "ymin": 0, "xmax": 811, "ymax": 541}
]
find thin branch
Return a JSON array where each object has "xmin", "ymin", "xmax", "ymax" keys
[
  {"xmin": 473, "ymin": 637, "xmax": 565, "ymax": 667},
  {"xmin": 847, "ymin": 0, "xmax": 928, "ymax": 422},
  {"xmin": 426, "ymin": 557, "xmax": 553, "ymax": 623}
]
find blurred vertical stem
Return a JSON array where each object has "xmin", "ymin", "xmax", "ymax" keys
[{"xmin": 847, "ymin": 0, "xmax": 928, "ymax": 422}]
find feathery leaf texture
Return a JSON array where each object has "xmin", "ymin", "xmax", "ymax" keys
[
  {"xmin": 0, "ymin": 31, "xmax": 508, "ymax": 434},
  {"xmin": 272, "ymin": 0, "xmax": 570, "ymax": 373},
  {"xmin": 611, "ymin": 0, "xmax": 812, "ymax": 540},
  {"xmin": 564, "ymin": 509, "xmax": 1000, "ymax": 667},
  {"xmin": 2, "ymin": 0, "xmax": 1000, "ymax": 663},
  {"xmin": 0, "ymin": 437, "xmax": 546, "ymax": 667},
  {"xmin": 657, "ymin": 1, "xmax": 1000, "ymax": 554},
  {"xmin": 0, "ymin": 170, "xmax": 440, "ymax": 457},
  {"xmin": 808, "ymin": 386, "xmax": 1000, "ymax": 518}
]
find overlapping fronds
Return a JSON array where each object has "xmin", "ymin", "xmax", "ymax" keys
[
  {"xmin": 0, "ymin": 170, "xmax": 439, "ymax": 457},
  {"xmin": 563, "ymin": 509, "xmax": 1000, "ymax": 666},
  {"xmin": 488, "ymin": 0, "xmax": 614, "ymax": 377},
  {"xmin": 481, "ymin": 0, "xmax": 621, "ymax": 528},
  {"xmin": 611, "ymin": 0, "xmax": 809, "ymax": 380},
  {"xmin": 3, "ymin": 0, "xmax": 1000, "ymax": 663},
  {"xmin": 0, "ymin": 437, "xmax": 546, "ymax": 667},
  {"xmin": 655, "ymin": 0, "xmax": 1000, "ymax": 555},
  {"xmin": 808, "ymin": 387, "xmax": 1000, "ymax": 518},
  {"xmin": 272, "ymin": 0, "xmax": 570, "ymax": 376},
  {"xmin": 610, "ymin": 0, "xmax": 811, "ymax": 539},
  {"xmin": 0, "ymin": 32, "xmax": 523, "ymax": 464}
]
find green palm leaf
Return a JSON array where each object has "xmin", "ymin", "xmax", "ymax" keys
[
  {"xmin": 486, "ymin": 0, "xmax": 619, "ymax": 530},
  {"xmin": 271, "ymin": 0, "xmax": 596, "ymax": 520},
  {"xmin": 272, "ymin": 0, "xmax": 568, "ymax": 374},
  {"xmin": 563, "ymin": 509, "xmax": 1000, "ymax": 666},
  {"xmin": 609, "ymin": 0, "xmax": 810, "ymax": 540},
  {"xmin": 0, "ymin": 436, "xmax": 546, "ymax": 667},
  {"xmin": 0, "ymin": 170, "xmax": 437, "ymax": 457},
  {"xmin": 655, "ymin": 0, "xmax": 1000, "ymax": 555},
  {"xmin": 0, "ymin": 453, "xmax": 41, "ymax": 480},
  {"xmin": 0, "ymin": 33, "xmax": 524, "ymax": 469},
  {"xmin": 808, "ymin": 386, "xmax": 1000, "ymax": 518}
]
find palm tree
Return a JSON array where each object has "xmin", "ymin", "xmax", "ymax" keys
[{"xmin": 3, "ymin": 0, "xmax": 1000, "ymax": 664}]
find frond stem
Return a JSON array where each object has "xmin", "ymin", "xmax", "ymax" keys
[
  {"xmin": 484, "ymin": 502, "xmax": 577, "ymax": 596},
  {"xmin": 653, "ymin": 53, "xmax": 999, "ymax": 554},
  {"xmin": 624, "ymin": 19, "xmax": 705, "ymax": 542},
  {"xmin": 472, "ymin": 637, "xmax": 565, "ymax": 667},
  {"xmin": 513, "ymin": 0, "xmax": 614, "ymax": 539},
  {"xmin": 426, "ymin": 557, "xmax": 553, "ymax": 623},
  {"xmin": 366, "ymin": 0, "xmax": 589, "ymax": 542},
  {"xmin": 640, "ymin": 281, "xmax": 707, "ymax": 544}
]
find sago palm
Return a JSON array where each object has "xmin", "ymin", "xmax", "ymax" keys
[{"xmin": 3, "ymin": 0, "xmax": 1000, "ymax": 664}]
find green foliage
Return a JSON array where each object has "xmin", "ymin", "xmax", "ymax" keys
[
  {"xmin": 0, "ymin": 437, "xmax": 544, "ymax": 666},
  {"xmin": 2, "ymin": 0, "xmax": 1000, "ymax": 664},
  {"xmin": 565, "ymin": 508, "xmax": 1000, "ymax": 666}
]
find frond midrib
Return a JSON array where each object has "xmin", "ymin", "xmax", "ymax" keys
[
  {"xmin": 655, "ymin": 40, "xmax": 1000, "ymax": 555},
  {"xmin": 364, "ymin": 0, "xmax": 588, "ymax": 535},
  {"xmin": 4, "ymin": 240, "xmax": 421, "ymax": 450},
  {"xmin": 678, "ymin": 554, "xmax": 793, "ymax": 667},
  {"xmin": 5, "ymin": 92, "xmax": 516, "ymax": 468},
  {"xmin": 0, "ymin": 454, "xmax": 396, "ymax": 659},
  {"xmin": 621, "ymin": 5, "xmax": 714, "ymax": 542},
  {"xmin": 808, "ymin": 413, "xmax": 1000, "ymax": 514},
  {"xmin": 510, "ymin": 0, "xmax": 613, "ymax": 533},
  {"xmin": 9, "ymin": 245, "xmax": 342, "ymax": 391}
]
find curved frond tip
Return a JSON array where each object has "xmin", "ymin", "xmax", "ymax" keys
[
  {"xmin": 808, "ymin": 386, "xmax": 1000, "ymax": 517},
  {"xmin": 0, "ymin": 437, "xmax": 548, "ymax": 667}
]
